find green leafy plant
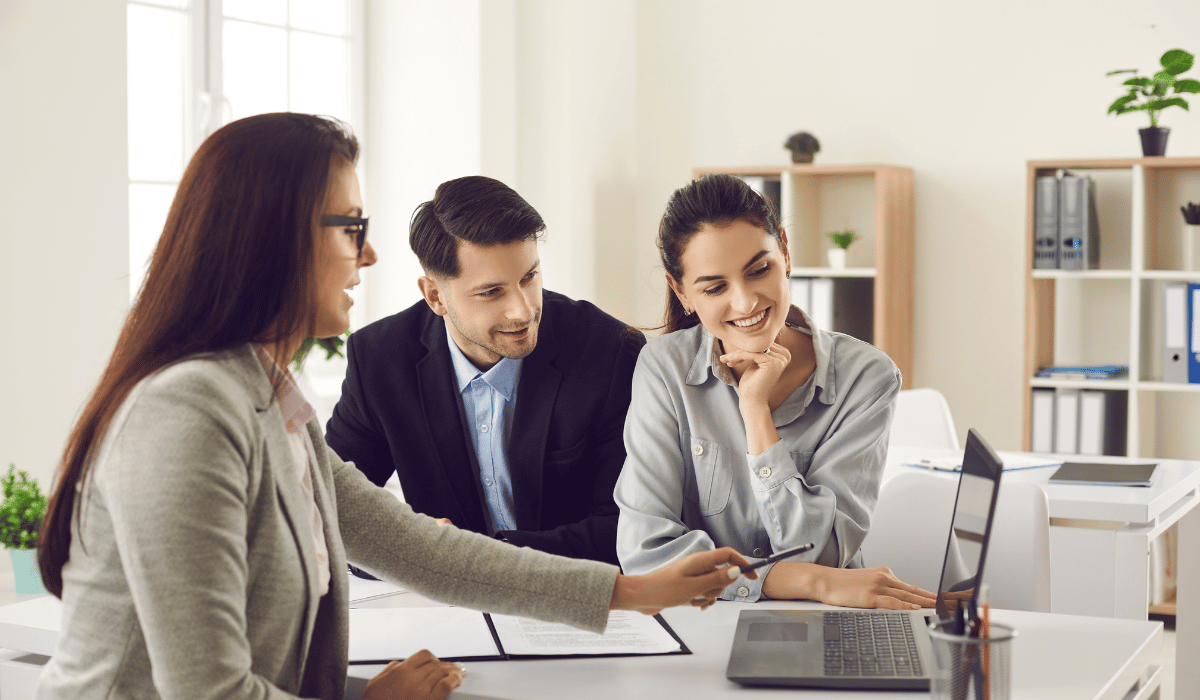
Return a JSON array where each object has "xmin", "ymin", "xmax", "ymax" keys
[
  {"xmin": 291, "ymin": 331, "xmax": 350, "ymax": 371},
  {"xmin": 1107, "ymin": 49, "xmax": 1200, "ymax": 127},
  {"xmin": 827, "ymin": 229, "xmax": 858, "ymax": 250},
  {"xmin": 0, "ymin": 466, "xmax": 47, "ymax": 551}
]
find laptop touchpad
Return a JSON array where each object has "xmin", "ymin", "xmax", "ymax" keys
[{"xmin": 747, "ymin": 622, "xmax": 808, "ymax": 642}]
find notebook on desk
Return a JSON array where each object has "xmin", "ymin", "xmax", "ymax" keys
[{"xmin": 725, "ymin": 428, "xmax": 1004, "ymax": 691}]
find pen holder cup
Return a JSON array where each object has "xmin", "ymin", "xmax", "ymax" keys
[{"xmin": 927, "ymin": 620, "xmax": 1015, "ymax": 700}]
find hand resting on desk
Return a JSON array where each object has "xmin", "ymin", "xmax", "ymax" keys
[
  {"xmin": 762, "ymin": 563, "xmax": 937, "ymax": 609},
  {"xmin": 362, "ymin": 649, "xmax": 465, "ymax": 700}
]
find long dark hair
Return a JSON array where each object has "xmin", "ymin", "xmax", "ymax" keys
[
  {"xmin": 657, "ymin": 173, "xmax": 782, "ymax": 333},
  {"xmin": 39, "ymin": 113, "xmax": 359, "ymax": 597}
]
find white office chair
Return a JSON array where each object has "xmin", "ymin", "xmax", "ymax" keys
[
  {"xmin": 859, "ymin": 470, "xmax": 1052, "ymax": 613},
  {"xmin": 888, "ymin": 388, "xmax": 960, "ymax": 451}
]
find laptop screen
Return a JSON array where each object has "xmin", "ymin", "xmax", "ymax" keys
[{"xmin": 934, "ymin": 428, "xmax": 1003, "ymax": 621}]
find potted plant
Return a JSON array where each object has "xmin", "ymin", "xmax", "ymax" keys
[
  {"xmin": 826, "ymin": 229, "xmax": 858, "ymax": 269},
  {"xmin": 1107, "ymin": 48, "xmax": 1199, "ymax": 156},
  {"xmin": 0, "ymin": 465, "xmax": 47, "ymax": 595},
  {"xmin": 784, "ymin": 131, "xmax": 820, "ymax": 164}
]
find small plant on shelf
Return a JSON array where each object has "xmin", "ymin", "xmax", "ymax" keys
[
  {"xmin": 1182, "ymin": 202, "xmax": 1200, "ymax": 225},
  {"xmin": 783, "ymin": 131, "xmax": 820, "ymax": 164},
  {"xmin": 0, "ymin": 465, "xmax": 46, "ymax": 551},
  {"xmin": 828, "ymin": 229, "xmax": 858, "ymax": 250},
  {"xmin": 1107, "ymin": 48, "xmax": 1199, "ymax": 156},
  {"xmin": 825, "ymin": 229, "xmax": 858, "ymax": 269}
]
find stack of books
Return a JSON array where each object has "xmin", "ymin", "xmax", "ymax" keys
[{"xmin": 1035, "ymin": 365, "xmax": 1128, "ymax": 380}]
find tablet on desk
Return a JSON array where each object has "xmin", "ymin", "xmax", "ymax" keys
[{"xmin": 1049, "ymin": 462, "xmax": 1157, "ymax": 487}]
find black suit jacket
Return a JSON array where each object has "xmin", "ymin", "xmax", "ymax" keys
[{"xmin": 326, "ymin": 290, "xmax": 644, "ymax": 565}]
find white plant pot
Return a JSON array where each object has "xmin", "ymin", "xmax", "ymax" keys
[
  {"xmin": 1185, "ymin": 225, "xmax": 1200, "ymax": 272},
  {"xmin": 827, "ymin": 248, "xmax": 847, "ymax": 269}
]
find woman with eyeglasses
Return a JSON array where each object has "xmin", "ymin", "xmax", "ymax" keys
[{"xmin": 35, "ymin": 113, "xmax": 751, "ymax": 700}]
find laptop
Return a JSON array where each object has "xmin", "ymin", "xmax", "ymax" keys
[{"xmin": 725, "ymin": 428, "xmax": 1004, "ymax": 690}]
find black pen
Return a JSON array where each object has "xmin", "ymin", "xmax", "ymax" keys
[{"xmin": 737, "ymin": 543, "xmax": 815, "ymax": 574}]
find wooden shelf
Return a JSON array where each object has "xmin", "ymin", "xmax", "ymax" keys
[
  {"xmin": 1022, "ymin": 156, "xmax": 1200, "ymax": 457},
  {"xmin": 1149, "ymin": 590, "xmax": 1177, "ymax": 618}
]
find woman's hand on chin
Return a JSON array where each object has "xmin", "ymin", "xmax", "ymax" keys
[{"xmin": 720, "ymin": 336, "xmax": 791, "ymax": 409}]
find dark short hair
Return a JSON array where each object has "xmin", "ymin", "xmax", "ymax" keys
[
  {"xmin": 409, "ymin": 175, "xmax": 545, "ymax": 278},
  {"xmin": 657, "ymin": 173, "xmax": 781, "ymax": 333}
]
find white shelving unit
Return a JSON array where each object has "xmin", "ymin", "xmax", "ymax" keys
[
  {"xmin": 695, "ymin": 164, "xmax": 914, "ymax": 388},
  {"xmin": 1023, "ymin": 157, "xmax": 1200, "ymax": 460}
]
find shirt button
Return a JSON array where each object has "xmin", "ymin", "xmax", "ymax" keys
[
  {"xmin": 692, "ymin": 444, "xmax": 704, "ymax": 456},
  {"xmin": 480, "ymin": 424, "xmax": 489, "ymax": 433},
  {"xmin": 484, "ymin": 478, "xmax": 493, "ymax": 486},
  {"xmin": 752, "ymin": 548, "xmax": 765, "ymax": 558},
  {"xmin": 737, "ymin": 586, "xmax": 750, "ymax": 598},
  {"xmin": 758, "ymin": 466, "xmax": 772, "ymax": 479}
]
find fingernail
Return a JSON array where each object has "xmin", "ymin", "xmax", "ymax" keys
[
  {"xmin": 727, "ymin": 566, "xmax": 741, "ymax": 580},
  {"xmin": 455, "ymin": 662, "xmax": 467, "ymax": 675}
]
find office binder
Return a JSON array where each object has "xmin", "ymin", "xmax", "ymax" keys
[
  {"xmin": 1034, "ymin": 174, "xmax": 1059, "ymax": 269},
  {"xmin": 809, "ymin": 277, "xmax": 834, "ymax": 332},
  {"xmin": 1054, "ymin": 388, "xmax": 1080, "ymax": 454},
  {"xmin": 1058, "ymin": 173, "xmax": 1100, "ymax": 270},
  {"xmin": 1161, "ymin": 282, "xmax": 1190, "ymax": 384},
  {"xmin": 1165, "ymin": 283, "xmax": 1188, "ymax": 383},
  {"xmin": 1031, "ymin": 388, "xmax": 1056, "ymax": 453},
  {"xmin": 1077, "ymin": 390, "xmax": 1127, "ymax": 456},
  {"xmin": 789, "ymin": 278, "xmax": 812, "ymax": 319},
  {"xmin": 738, "ymin": 175, "xmax": 782, "ymax": 224},
  {"xmin": 1191, "ymin": 283, "xmax": 1200, "ymax": 383}
]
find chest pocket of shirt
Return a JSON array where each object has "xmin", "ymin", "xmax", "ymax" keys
[{"xmin": 690, "ymin": 438, "xmax": 733, "ymax": 516}]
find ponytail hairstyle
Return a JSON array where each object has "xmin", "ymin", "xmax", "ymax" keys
[
  {"xmin": 39, "ymin": 113, "xmax": 359, "ymax": 597},
  {"xmin": 657, "ymin": 173, "xmax": 782, "ymax": 333}
]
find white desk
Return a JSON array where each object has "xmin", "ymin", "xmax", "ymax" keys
[
  {"xmin": 0, "ymin": 593, "xmax": 1163, "ymax": 700},
  {"xmin": 886, "ymin": 446, "xmax": 1200, "ymax": 700}
]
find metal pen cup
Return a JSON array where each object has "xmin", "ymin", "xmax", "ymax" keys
[{"xmin": 927, "ymin": 620, "xmax": 1016, "ymax": 700}]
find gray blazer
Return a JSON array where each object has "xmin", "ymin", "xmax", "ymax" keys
[{"xmin": 37, "ymin": 345, "xmax": 618, "ymax": 700}]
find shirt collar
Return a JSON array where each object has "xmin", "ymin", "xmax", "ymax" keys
[
  {"xmin": 685, "ymin": 304, "xmax": 837, "ymax": 406},
  {"xmin": 444, "ymin": 321, "xmax": 521, "ymax": 401},
  {"xmin": 253, "ymin": 346, "xmax": 317, "ymax": 434}
]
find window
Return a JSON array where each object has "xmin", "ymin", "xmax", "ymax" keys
[{"xmin": 127, "ymin": 0, "xmax": 363, "ymax": 301}]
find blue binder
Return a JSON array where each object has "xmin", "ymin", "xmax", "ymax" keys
[{"xmin": 1190, "ymin": 283, "xmax": 1200, "ymax": 383}]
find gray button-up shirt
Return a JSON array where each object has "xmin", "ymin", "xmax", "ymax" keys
[{"xmin": 615, "ymin": 306, "xmax": 900, "ymax": 602}]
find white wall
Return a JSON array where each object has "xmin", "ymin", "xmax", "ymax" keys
[
  {"xmin": 5, "ymin": 0, "xmax": 1200, "ymax": 484},
  {"xmin": 0, "ymin": 0, "xmax": 129, "ymax": 487},
  {"xmin": 619, "ymin": 0, "xmax": 1200, "ymax": 451}
]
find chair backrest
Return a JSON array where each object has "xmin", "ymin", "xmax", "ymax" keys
[
  {"xmin": 889, "ymin": 388, "xmax": 960, "ymax": 451},
  {"xmin": 859, "ymin": 470, "xmax": 1052, "ymax": 613}
]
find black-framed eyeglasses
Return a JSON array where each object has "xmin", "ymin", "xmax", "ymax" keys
[{"xmin": 322, "ymin": 214, "xmax": 369, "ymax": 257}]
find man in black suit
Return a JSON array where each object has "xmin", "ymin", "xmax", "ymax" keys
[{"xmin": 326, "ymin": 176, "xmax": 644, "ymax": 565}]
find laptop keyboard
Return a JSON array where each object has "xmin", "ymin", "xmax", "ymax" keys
[{"xmin": 822, "ymin": 612, "xmax": 923, "ymax": 677}]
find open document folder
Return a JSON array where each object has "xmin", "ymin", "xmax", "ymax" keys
[{"xmin": 348, "ymin": 608, "xmax": 689, "ymax": 664}]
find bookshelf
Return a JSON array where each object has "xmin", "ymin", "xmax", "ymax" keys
[
  {"xmin": 1022, "ymin": 157, "xmax": 1200, "ymax": 460},
  {"xmin": 693, "ymin": 164, "xmax": 914, "ymax": 388}
]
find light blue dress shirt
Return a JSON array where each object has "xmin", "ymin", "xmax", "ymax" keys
[
  {"xmin": 445, "ymin": 323, "xmax": 522, "ymax": 535},
  {"xmin": 614, "ymin": 306, "xmax": 900, "ymax": 602}
]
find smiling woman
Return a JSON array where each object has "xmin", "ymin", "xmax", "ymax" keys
[{"xmin": 615, "ymin": 173, "xmax": 935, "ymax": 612}]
